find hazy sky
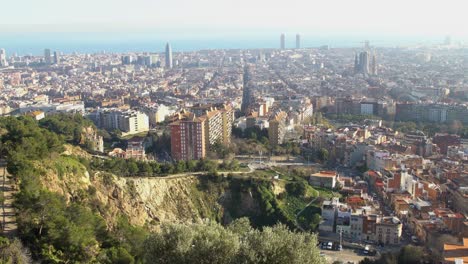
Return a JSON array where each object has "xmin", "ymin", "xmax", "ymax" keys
[{"xmin": 0, "ymin": 0, "xmax": 466, "ymax": 37}]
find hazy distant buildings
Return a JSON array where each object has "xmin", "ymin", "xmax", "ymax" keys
[
  {"xmin": 44, "ymin": 49, "xmax": 52, "ymax": 64},
  {"xmin": 364, "ymin": 40, "xmax": 370, "ymax": 50},
  {"xmin": 296, "ymin": 34, "xmax": 301, "ymax": 49},
  {"xmin": 395, "ymin": 103, "xmax": 468, "ymax": 124},
  {"xmin": 370, "ymin": 53, "xmax": 377, "ymax": 75},
  {"xmin": 280, "ymin": 34, "xmax": 285, "ymax": 50},
  {"xmin": 165, "ymin": 42, "xmax": 173, "ymax": 69},
  {"xmin": 0, "ymin": 49, "xmax": 7, "ymax": 67},
  {"xmin": 53, "ymin": 51, "xmax": 60, "ymax": 64},
  {"xmin": 121, "ymin": 55, "xmax": 133, "ymax": 65},
  {"xmin": 444, "ymin": 35, "xmax": 452, "ymax": 46},
  {"xmin": 354, "ymin": 51, "xmax": 373, "ymax": 75}
]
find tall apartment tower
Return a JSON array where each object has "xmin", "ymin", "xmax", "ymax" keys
[
  {"xmin": 165, "ymin": 43, "xmax": 173, "ymax": 69},
  {"xmin": 170, "ymin": 112, "xmax": 206, "ymax": 161},
  {"xmin": 296, "ymin": 34, "xmax": 301, "ymax": 49},
  {"xmin": 280, "ymin": 33, "xmax": 285, "ymax": 49},
  {"xmin": 0, "ymin": 49, "xmax": 7, "ymax": 67},
  {"xmin": 268, "ymin": 111, "xmax": 287, "ymax": 146},
  {"xmin": 44, "ymin": 49, "xmax": 52, "ymax": 64},
  {"xmin": 191, "ymin": 104, "xmax": 234, "ymax": 146}
]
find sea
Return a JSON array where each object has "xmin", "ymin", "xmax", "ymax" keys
[{"xmin": 0, "ymin": 31, "xmax": 450, "ymax": 56}]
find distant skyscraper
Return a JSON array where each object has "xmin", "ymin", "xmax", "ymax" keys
[
  {"xmin": 241, "ymin": 66, "xmax": 252, "ymax": 114},
  {"xmin": 44, "ymin": 49, "xmax": 52, "ymax": 64},
  {"xmin": 296, "ymin": 34, "xmax": 301, "ymax": 49},
  {"xmin": 280, "ymin": 34, "xmax": 285, "ymax": 50},
  {"xmin": 53, "ymin": 51, "xmax": 60, "ymax": 64},
  {"xmin": 165, "ymin": 43, "xmax": 173, "ymax": 69},
  {"xmin": 0, "ymin": 49, "xmax": 7, "ymax": 67},
  {"xmin": 370, "ymin": 53, "xmax": 377, "ymax": 75}
]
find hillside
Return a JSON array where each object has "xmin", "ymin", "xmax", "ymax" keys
[{"xmin": 0, "ymin": 116, "xmax": 326, "ymax": 263}]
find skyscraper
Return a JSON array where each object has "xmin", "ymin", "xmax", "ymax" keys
[
  {"xmin": 280, "ymin": 34, "xmax": 285, "ymax": 50},
  {"xmin": 241, "ymin": 66, "xmax": 252, "ymax": 114},
  {"xmin": 370, "ymin": 53, "xmax": 377, "ymax": 75},
  {"xmin": 296, "ymin": 34, "xmax": 301, "ymax": 49},
  {"xmin": 53, "ymin": 51, "xmax": 60, "ymax": 64},
  {"xmin": 165, "ymin": 43, "xmax": 173, "ymax": 69},
  {"xmin": 0, "ymin": 49, "xmax": 7, "ymax": 67},
  {"xmin": 44, "ymin": 49, "xmax": 52, "ymax": 64}
]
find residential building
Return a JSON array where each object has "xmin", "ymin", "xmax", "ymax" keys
[
  {"xmin": 89, "ymin": 109, "xmax": 149, "ymax": 135},
  {"xmin": 443, "ymin": 238, "xmax": 468, "ymax": 264},
  {"xmin": 170, "ymin": 112, "xmax": 206, "ymax": 161},
  {"xmin": 268, "ymin": 111, "xmax": 287, "ymax": 146},
  {"xmin": 375, "ymin": 216, "xmax": 403, "ymax": 245},
  {"xmin": 310, "ymin": 171, "xmax": 339, "ymax": 189}
]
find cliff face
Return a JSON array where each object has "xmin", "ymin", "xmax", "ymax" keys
[{"xmin": 36, "ymin": 154, "xmax": 264, "ymax": 229}]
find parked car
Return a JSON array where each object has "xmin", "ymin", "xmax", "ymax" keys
[
  {"xmin": 321, "ymin": 242, "xmax": 327, "ymax": 249},
  {"xmin": 363, "ymin": 245, "xmax": 370, "ymax": 255},
  {"xmin": 326, "ymin": 242, "xmax": 333, "ymax": 250},
  {"xmin": 332, "ymin": 243, "xmax": 343, "ymax": 251}
]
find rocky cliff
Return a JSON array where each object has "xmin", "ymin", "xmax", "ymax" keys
[{"xmin": 35, "ymin": 152, "xmax": 271, "ymax": 229}]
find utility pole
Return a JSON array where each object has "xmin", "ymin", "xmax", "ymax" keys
[{"xmin": 339, "ymin": 227, "xmax": 343, "ymax": 246}]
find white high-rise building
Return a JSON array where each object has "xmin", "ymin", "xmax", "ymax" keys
[
  {"xmin": 165, "ymin": 43, "xmax": 173, "ymax": 69},
  {"xmin": 0, "ymin": 49, "xmax": 8, "ymax": 67}
]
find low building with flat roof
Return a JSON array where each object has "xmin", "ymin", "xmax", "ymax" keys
[{"xmin": 310, "ymin": 171, "xmax": 339, "ymax": 188}]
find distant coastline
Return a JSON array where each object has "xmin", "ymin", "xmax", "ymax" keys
[{"xmin": 0, "ymin": 31, "xmax": 450, "ymax": 55}]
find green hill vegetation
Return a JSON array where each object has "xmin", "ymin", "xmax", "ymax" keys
[{"xmin": 0, "ymin": 115, "xmax": 328, "ymax": 263}]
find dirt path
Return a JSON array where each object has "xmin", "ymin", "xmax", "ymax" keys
[{"xmin": 1, "ymin": 166, "xmax": 17, "ymax": 237}]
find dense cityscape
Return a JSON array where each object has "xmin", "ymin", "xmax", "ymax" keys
[{"xmin": 0, "ymin": 30, "xmax": 468, "ymax": 264}]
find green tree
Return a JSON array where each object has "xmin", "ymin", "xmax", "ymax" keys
[{"xmin": 318, "ymin": 148, "xmax": 329, "ymax": 162}]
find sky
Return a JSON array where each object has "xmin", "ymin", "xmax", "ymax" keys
[{"xmin": 0, "ymin": 0, "xmax": 467, "ymax": 38}]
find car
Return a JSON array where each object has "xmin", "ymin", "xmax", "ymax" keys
[
  {"xmin": 331, "ymin": 243, "xmax": 343, "ymax": 251},
  {"xmin": 321, "ymin": 242, "xmax": 328, "ymax": 249},
  {"xmin": 326, "ymin": 242, "xmax": 333, "ymax": 250},
  {"xmin": 363, "ymin": 245, "xmax": 370, "ymax": 255}
]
